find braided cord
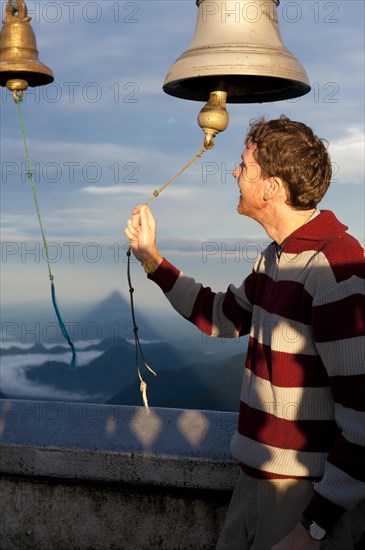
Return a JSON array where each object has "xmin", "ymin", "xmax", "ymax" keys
[
  {"xmin": 15, "ymin": 97, "xmax": 54, "ymax": 282},
  {"xmin": 127, "ymin": 144, "xmax": 210, "ymax": 412},
  {"xmin": 144, "ymin": 145, "xmax": 208, "ymax": 206},
  {"xmin": 14, "ymin": 95, "xmax": 77, "ymax": 369}
]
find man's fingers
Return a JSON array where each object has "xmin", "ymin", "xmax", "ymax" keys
[
  {"xmin": 141, "ymin": 205, "xmax": 156, "ymax": 232},
  {"xmin": 131, "ymin": 211, "xmax": 141, "ymax": 230},
  {"xmin": 124, "ymin": 227, "xmax": 134, "ymax": 241},
  {"xmin": 132, "ymin": 204, "xmax": 144, "ymax": 215},
  {"xmin": 127, "ymin": 204, "xmax": 156, "ymax": 246},
  {"xmin": 126, "ymin": 219, "xmax": 138, "ymax": 235}
]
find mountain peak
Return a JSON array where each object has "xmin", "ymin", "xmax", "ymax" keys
[
  {"xmin": 81, "ymin": 290, "xmax": 130, "ymax": 324},
  {"xmin": 79, "ymin": 290, "xmax": 159, "ymax": 342}
]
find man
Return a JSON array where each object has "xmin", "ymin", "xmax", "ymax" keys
[{"xmin": 125, "ymin": 116, "xmax": 365, "ymax": 549}]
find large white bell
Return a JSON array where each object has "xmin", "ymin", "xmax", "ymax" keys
[{"xmin": 163, "ymin": 0, "xmax": 310, "ymax": 104}]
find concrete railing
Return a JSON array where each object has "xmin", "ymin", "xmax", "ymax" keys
[{"xmin": 0, "ymin": 400, "xmax": 239, "ymax": 550}]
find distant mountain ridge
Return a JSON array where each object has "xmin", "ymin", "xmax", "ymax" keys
[
  {"xmin": 4, "ymin": 337, "xmax": 245, "ymax": 411},
  {"xmin": 2, "ymin": 290, "xmax": 247, "ymax": 411},
  {"xmin": 17, "ymin": 339, "xmax": 186, "ymax": 402},
  {"xmin": 107, "ymin": 352, "xmax": 244, "ymax": 412}
]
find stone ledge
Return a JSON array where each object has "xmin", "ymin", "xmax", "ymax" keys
[{"xmin": 0, "ymin": 400, "xmax": 239, "ymax": 490}]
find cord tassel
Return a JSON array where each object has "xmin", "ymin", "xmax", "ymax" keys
[{"xmin": 51, "ymin": 282, "xmax": 77, "ymax": 370}]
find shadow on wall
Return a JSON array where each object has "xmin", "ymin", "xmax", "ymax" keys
[{"xmin": 0, "ymin": 399, "xmax": 238, "ymax": 468}]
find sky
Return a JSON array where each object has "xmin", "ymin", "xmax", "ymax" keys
[{"xmin": 1, "ymin": 0, "xmax": 364, "ymax": 343}]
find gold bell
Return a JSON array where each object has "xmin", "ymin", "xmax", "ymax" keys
[
  {"xmin": 163, "ymin": 0, "xmax": 310, "ymax": 147},
  {"xmin": 0, "ymin": 0, "xmax": 54, "ymax": 99}
]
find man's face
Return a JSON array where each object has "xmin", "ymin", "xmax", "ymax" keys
[{"xmin": 232, "ymin": 142, "xmax": 269, "ymax": 218}]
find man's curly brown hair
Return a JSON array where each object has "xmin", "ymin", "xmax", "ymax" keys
[{"xmin": 245, "ymin": 115, "xmax": 332, "ymax": 209}]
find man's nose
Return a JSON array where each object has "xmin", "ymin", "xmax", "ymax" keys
[{"xmin": 232, "ymin": 166, "xmax": 239, "ymax": 179}]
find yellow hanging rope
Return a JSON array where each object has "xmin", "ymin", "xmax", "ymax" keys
[
  {"xmin": 144, "ymin": 145, "xmax": 209, "ymax": 206},
  {"xmin": 127, "ymin": 143, "xmax": 211, "ymax": 413}
]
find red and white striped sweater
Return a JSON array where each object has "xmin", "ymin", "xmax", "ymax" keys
[{"xmin": 148, "ymin": 210, "xmax": 365, "ymax": 530}]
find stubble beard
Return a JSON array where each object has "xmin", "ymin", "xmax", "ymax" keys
[
  {"xmin": 237, "ymin": 194, "xmax": 259, "ymax": 221},
  {"xmin": 237, "ymin": 195, "xmax": 247, "ymax": 216}
]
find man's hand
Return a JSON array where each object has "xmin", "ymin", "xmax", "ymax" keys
[
  {"xmin": 125, "ymin": 204, "xmax": 162, "ymax": 266},
  {"xmin": 271, "ymin": 523, "xmax": 321, "ymax": 550}
]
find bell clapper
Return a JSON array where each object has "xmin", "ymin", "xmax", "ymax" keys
[
  {"xmin": 197, "ymin": 90, "xmax": 229, "ymax": 149},
  {"xmin": 6, "ymin": 78, "xmax": 28, "ymax": 101}
]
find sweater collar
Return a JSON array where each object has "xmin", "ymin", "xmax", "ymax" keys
[{"xmin": 285, "ymin": 210, "xmax": 348, "ymax": 242}]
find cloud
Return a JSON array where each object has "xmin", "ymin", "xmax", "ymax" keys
[
  {"xmin": 80, "ymin": 184, "xmax": 198, "ymax": 198},
  {"xmin": 1, "ymin": 135, "xmax": 205, "ymax": 186},
  {"xmin": 1, "ymin": 137, "xmax": 144, "ymax": 164},
  {"xmin": 1, "ymin": 350, "xmax": 104, "ymax": 401},
  {"xmin": 329, "ymin": 127, "xmax": 365, "ymax": 184},
  {"xmin": 1, "ymin": 351, "xmax": 103, "ymax": 370}
]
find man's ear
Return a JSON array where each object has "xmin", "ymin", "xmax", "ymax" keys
[{"xmin": 264, "ymin": 176, "xmax": 286, "ymax": 201}]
